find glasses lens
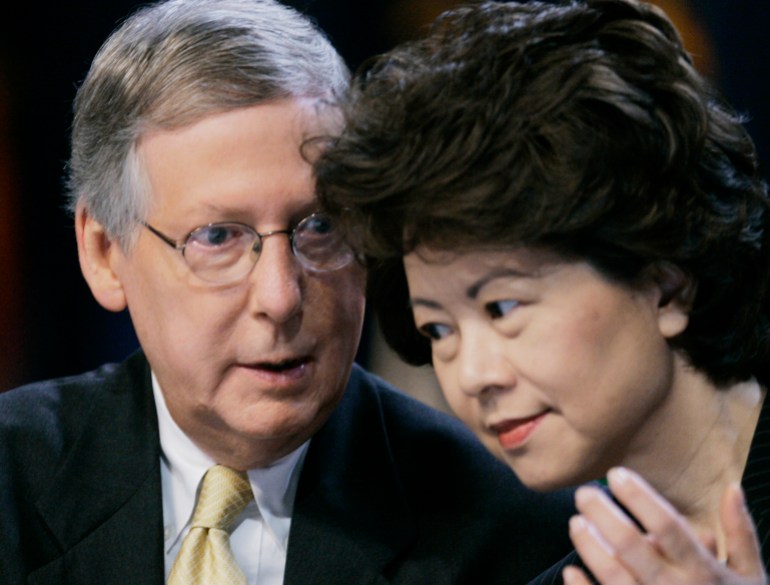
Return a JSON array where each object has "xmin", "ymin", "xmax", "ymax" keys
[
  {"xmin": 293, "ymin": 213, "xmax": 354, "ymax": 271},
  {"xmin": 184, "ymin": 223, "xmax": 257, "ymax": 283}
]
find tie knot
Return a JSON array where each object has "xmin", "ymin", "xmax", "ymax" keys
[{"xmin": 191, "ymin": 465, "xmax": 253, "ymax": 531}]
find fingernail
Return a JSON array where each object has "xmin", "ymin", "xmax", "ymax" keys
[
  {"xmin": 730, "ymin": 481, "xmax": 747, "ymax": 510},
  {"xmin": 574, "ymin": 486, "xmax": 597, "ymax": 508},
  {"xmin": 562, "ymin": 566, "xmax": 580, "ymax": 585},
  {"xmin": 608, "ymin": 466, "xmax": 631, "ymax": 487},
  {"xmin": 569, "ymin": 514, "xmax": 588, "ymax": 533}
]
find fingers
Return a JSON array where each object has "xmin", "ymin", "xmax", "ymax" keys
[
  {"xmin": 572, "ymin": 484, "xmax": 667, "ymax": 583},
  {"xmin": 605, "ymin": 467, "xmax": 709, "ymax": 567},
  {"xmin": 721, "ymin": 483, "xmax": 764, "ymax": 577},
  {"xmin": 572, "ymin": 468, "xmax": 768, "ymax": 585},
  {"xmin": 697, "ymin": 528, "xmax": 719, "ymax": 558},
  {"xmin": 562, "ymin": 564, "xmax": 597, "ymax": 585},
  {"xmin": 568, "ymin": 511, "xmax": 639, "ymax": 585},
  {"xmin": 607, "ymin": 468, "xmax": 715, "ymax": 574}
]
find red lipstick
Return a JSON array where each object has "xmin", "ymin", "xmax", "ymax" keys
[{"xmin": 492, "ymin": 412, "xmax": 547, "ymax": 450}]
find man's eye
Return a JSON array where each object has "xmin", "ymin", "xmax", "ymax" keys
[
  {"xmin": 486, "ymin": 300, "xmax": 519, "ymax": 319},
  {"xmin": 302, "ymin": 213, "xmax": 334, "ymax": 236},
  {"xmin": 418, "ymin": 323, "xmax": 452, "ymax": 341},
  {"xmin": 192, "ymin": 225, "xmax": 247, "ymax": 247},
  {"xmin": 204, "ymin": 226, "xmax": 230, "ymax": 246}
]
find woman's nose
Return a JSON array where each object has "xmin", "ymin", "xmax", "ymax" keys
[{"xmin": 456, "ymin": 328, "xmax": 517, "ymax": 399}]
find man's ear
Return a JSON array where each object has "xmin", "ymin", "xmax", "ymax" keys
[
  {"xmin": 649, "ymin": 262, "xmax": 695, "ymax": 339},
  {"xmin": 75, "ymin": 204, "xmax": 128, "ymax": 312}
]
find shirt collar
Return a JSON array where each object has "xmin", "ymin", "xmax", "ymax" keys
[{"xmin": 152, "ymin": 372, "xmax": 309, "ymax": 551}]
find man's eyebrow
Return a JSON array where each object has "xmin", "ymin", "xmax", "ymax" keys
[{"xmin": 466, "ymin": 268, "xmax": 530, "ymax": 299}]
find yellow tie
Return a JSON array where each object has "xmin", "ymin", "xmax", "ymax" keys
[{"xmin": 168, "ymin": 465, "xmax": 253, "ymax": 585}]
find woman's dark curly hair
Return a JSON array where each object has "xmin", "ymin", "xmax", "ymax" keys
[{"xmin": 316, "ymin": 0, "xmax": 770, "ymax": 387}]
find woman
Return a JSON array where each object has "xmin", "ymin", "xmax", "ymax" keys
[{"xmin": 315, "ymin": 0, "xmax": 770, "ymax": 583}]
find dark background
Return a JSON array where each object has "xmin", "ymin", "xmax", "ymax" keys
[{"xmin": 0, "ymin": 0, "xmax": 767, "ymax": 392}]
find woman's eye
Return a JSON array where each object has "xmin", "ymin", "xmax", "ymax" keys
[
  {"xmin": 418, "ymin": 323, "xmax": 452, "ymax": 341},
  {"xmin": 486, "ymin": 300, "xmax": 519, "ymax": 319}
]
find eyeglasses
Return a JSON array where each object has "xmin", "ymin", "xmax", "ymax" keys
[{"xmin": 142, "ymin": 212, "xmax": 354, "ymax": 284}]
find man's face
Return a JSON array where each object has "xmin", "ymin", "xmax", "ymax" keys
[{"xmin": 107, "ymin": 99, "xmax": 365, "ymax": 468}]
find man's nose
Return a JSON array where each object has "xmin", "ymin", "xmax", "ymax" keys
[{"xmin": 246, "ymin": 233, "xmax": 303, "ymax": 323}]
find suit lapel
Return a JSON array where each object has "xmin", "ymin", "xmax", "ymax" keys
[
  {"xmin": 30, "ymin": 352, "xmax": 165, "ymax": 585},
  {"xmin": 284, "ymin": 366, "xmax": 415, "ymax": 585}
]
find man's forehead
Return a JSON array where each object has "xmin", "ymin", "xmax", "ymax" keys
[
  {"xmin": 134, "ymin": 101, "xmax": 321, "ymax": 229},
  {"xmin": 143, "ymin": 97, "xmax": 332, "ymax": 137}
]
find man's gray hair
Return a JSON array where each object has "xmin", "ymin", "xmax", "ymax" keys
[{"xmin": 67, "ymin": 0, "xmax": 349, "ymax": 248}]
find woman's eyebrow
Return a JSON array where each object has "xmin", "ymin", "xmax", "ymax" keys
[
  {"xmin": 408, "ymin": 267, "xmax": 535, "ymax": 309},
  {"xmin": 466, "ymin": 268, "xmax": 531, "ymax": 299},
  {"xmin": 408, "ymin": 298, "xmax": 443, "ymax": 310}
]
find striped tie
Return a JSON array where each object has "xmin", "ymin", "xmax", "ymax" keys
[{"xmin": 168, "ymin": 465, "xmax": 253, "ymax": 584}]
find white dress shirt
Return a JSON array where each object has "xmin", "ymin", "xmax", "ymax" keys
[{"xmin": 152, "ymin": 374, "xmax": 309, "ymax": 584}]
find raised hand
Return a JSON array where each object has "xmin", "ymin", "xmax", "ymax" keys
[{"xmin": 562, "ymin": 467, "xmax": 766, "ymax": 585}]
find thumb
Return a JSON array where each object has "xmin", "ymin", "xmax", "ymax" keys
[{"xmin": 722, "ymin": 483, "xmax": 763, "ymax": 576}]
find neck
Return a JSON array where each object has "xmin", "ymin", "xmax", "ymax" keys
[{"xmin": 623, "ymin": 360, "xmax": 765, "ymax": 558}]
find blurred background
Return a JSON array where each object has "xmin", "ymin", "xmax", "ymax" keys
[{"xmin": 0, "ymin": 0, "xmax": 768, "ymax": 410}]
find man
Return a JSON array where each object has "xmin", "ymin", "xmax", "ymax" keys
[{"xmin": 0, "ymin": 1, "xmax": 575, "ymax": 583}]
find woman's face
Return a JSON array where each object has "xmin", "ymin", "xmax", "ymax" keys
[{"xmin": 403, "ymin": 247, "xmax": 689, "ymax": 490}]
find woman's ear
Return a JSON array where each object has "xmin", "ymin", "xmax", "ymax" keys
[
  {"xmin": 649, "ymin": 262, "xmax": 695, "ymax": 339},
  {"xmin": 75, "ymin": 204, "xmax": 128, "ymax": 312}
]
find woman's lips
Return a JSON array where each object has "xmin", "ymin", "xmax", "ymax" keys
[{"xmin": 491, "ymin": 412, "xmax": 548, "ymax": 450}]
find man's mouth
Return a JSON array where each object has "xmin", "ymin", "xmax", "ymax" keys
[
  {"xmin": 256, "ymin": 357, "xmax": 308, "ymax": 372},
  {"xmin": 237, "ymin": 356, "xmax": 312, "ymax": 383}
]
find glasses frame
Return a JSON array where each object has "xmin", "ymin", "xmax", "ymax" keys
[{"xmin": 142, "ymin": 212, "xmax": 353, "ymax": 283}]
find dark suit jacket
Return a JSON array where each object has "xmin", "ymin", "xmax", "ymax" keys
[
  {"xmin": 0, "ymin": 351, "xmax": 576, "ymax": 584},
  {"xmin": 530, "ymin": 392, "xmax": 770, "ymax": 584}
]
